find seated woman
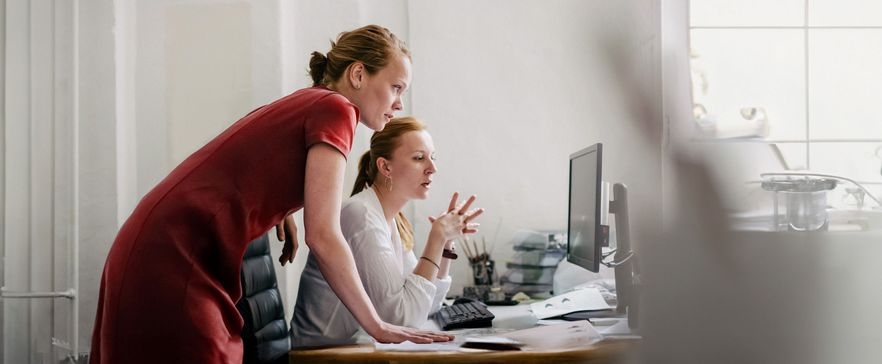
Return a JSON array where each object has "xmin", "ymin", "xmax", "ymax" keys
[{"xmin": 291, "ymin": 116, "xmax": 483, "ymax": 347}]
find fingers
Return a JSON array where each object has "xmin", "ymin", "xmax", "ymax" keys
[
  {"xmin": 402, "ymin": 328, "xmax": 454, "ymax": 343},
  {"xmin": 446, "ymin": 192, "xmax": 460, "ymax": 212},
  {"xmin": 275, "ymin": 221, "xmax": 285, "ymax": 241},
  {"xmin": 404, "ymin": 335, "xmax": 431, "ymax": 344},
  {"xmin": 431, "ymin": 193, "xmax": 485, "ymax": 239},
  {"xmin": 276, "ymin": 213, "xmax": 296, "ymax": 241},
  {"xmin": 279, "ymin": 239, "xmax": 295, "ymax": 266},
  {"xmin": 279, "ymin": 243, "xmax": 289, "ymax": 265},
  {"xmin": 463, "ymin": 222, "xmax": 481, "ymax": 234},
  {"xmin": 278, "ymin": 214, "xmax": 298, "ymax": 266},
  {"xmin": 279, "ymin": 242, "xmax": 290, "ymax": 266},
  {"xmin": 373, "ymin": 324, "xmax": 454, "ymax": 344},
  {"xmin": 463, "ymin": 207, "xmax": 484, "ymax": 223},
  {"xmin": 456, "ymin": 195, "xmax": 477, "ymax": 215},
  {"xmin": 425, "ymin": 330, "xmax": 455, "ymax": 342}
]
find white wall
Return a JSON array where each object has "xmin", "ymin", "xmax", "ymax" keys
[{"xmin": 406, "ymin": 0, "xmax": 663, "ymax": 295}]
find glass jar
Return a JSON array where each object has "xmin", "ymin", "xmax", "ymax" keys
[{"xmin": 761, "ymin": 177, "xmax": 837, "ymax": 232}]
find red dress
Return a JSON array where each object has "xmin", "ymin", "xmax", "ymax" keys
[{"xmin": 90, "ymin": 87, "xmax": 358, "ymax": 363}]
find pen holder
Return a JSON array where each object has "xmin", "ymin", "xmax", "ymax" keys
[{"xmin": 470, "ymin": 259, "xmax": 495, "ymax": 286}]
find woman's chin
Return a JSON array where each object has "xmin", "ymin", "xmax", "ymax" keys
[{"xmin": 361, "ymin": 119, "xmax": 386, "ymax": 131}]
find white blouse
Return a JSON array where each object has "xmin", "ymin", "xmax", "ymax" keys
[{"xmin": 290, "ymin": 187, "xmax": 451, "ymax": 348}]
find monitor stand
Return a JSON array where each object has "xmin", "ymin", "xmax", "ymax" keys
[
  {"xmin": 608, "ymin": 183, "xmax": 639, "ymax": 330},
  {"xmin": 556, "ymin": 183, "xmax": 640, "ymax": 331}
]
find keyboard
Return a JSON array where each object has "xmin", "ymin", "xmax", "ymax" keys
[{"xmin": 434, "ymin": 301, "xmax": 495, "ymax": 330}]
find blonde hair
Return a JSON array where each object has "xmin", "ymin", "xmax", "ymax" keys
[
  {"xmin": 308, "ymin": 24, "xmax": 411, "ymax": 87},
  {"xmin": 352, "ymin": 116, "xmax": 427, "ymax": 251}
]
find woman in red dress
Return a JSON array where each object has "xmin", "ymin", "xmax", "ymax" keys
[{"xmin": 90, "ymin": 24, "xmax": 458, "ymax": 364}]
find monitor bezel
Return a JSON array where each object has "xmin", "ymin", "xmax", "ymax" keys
[{"xmin": 566, "ymin": 143, "xmax": 603, "ymax": 273}]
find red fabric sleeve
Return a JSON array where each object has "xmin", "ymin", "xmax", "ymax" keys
[{"xmin": 304, "ymin": 94, "xmax": 359, "ymax": 158}]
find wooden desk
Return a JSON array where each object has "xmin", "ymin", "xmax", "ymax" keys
[
  {"xmin": 289, "ymin": 339, "xmax": 635, "ymax": 364},
  {"xmin": 289, "ymin": 304, "xmax": 639, "ymax": 363}
]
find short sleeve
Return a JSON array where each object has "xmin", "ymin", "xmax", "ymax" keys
[{"xmin": 304, "ymin": 93, "xmax": 359, "ymax": 157}]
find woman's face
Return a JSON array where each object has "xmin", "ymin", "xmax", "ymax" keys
[
  {"xmin": 385, "ymin": 130, "xmax": 437, "ymax": 201},
  {"xmin": 358, "ymin": 52, "xmax": 412, "ymax": 131}
]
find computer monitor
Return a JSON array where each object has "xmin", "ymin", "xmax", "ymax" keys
[
  {"xmin": 564, "ymin": 142, "xmax": 639, "ymax": 329},
  {"xmin": 566, "ymin": 143, "xmax": 607, "ymax": 273}
]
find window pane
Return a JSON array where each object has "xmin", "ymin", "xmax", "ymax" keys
[
  {"xmin": 809, "ymin": 0, "xmax": 882, "ymax": 26},
  {"xmin": 808, "ymin": 29, "xmax": 882, "ymax": 139},
  {"xmin": 691, "ymin": 29, "xmax": 806, "ymax": 140},
  {"xmin": 776, "ymin": 143, "xmax": 809, "ymax": 170},
  {"xmin": 810, "ymin": 143, "xmax": 882, "ymax": 210},
  {"xmin": 811, "ymin": 143, "xmax": 882, "ymax": 182},
  {"xmin": 690, "ymin": 0, "xmax": 804, "ymax": 27}
]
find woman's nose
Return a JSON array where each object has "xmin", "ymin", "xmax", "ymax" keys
[{"xmin": 426, "ymin": 159, "xmax": 437, "ymax": 174}]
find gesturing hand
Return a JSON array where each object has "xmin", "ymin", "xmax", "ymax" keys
[{"xmin": 428, "ymin": 192, "xmax": 484, "ymax": 242}]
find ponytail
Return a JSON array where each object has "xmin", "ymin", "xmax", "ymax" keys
[{"xmin": 351, "ymin": 151, "xmax": 373, "ymax": 197}]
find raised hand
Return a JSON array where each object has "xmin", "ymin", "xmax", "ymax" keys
[{"xmin": 428, "ymin": 192, "xmax": 484, "ymax": 242}]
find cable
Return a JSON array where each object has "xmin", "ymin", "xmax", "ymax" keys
[{"xmin": 602, "ymin": 251, "xmax": 635, "ymax": 268}]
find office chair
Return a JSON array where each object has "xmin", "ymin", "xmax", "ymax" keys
[{"xmin": 237, "ymin": 233, "xmax": 290, "ymax": 364}]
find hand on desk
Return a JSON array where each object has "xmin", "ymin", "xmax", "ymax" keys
[{"xmin": 370, "ymin": 321, "xmax": 455, "ymax": 344}]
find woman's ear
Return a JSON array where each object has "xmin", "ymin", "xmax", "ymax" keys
[
  {"xmin": 376, "ymin": 157, "xmax": 392, "ymax": 177},
  {"xmin": 348, "ymin": 62, "xmax": 365, "ymax": 90}
]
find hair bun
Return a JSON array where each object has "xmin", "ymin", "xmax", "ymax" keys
[{"xmin": 308, "ymin": 51, "xmax": 329, "ymax": 86}]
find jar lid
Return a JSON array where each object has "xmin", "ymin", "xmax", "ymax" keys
[{"xmin": 761, "ymin": 177, "xmax": 837, "ymax": 192}]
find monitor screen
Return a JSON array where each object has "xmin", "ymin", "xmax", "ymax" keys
[{"xmin": 566, "ymin": 143, "xmax": 605, "ymax": 273}]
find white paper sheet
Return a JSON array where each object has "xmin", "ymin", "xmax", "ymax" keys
[
  {"xmin": 498, "ymin": 321, "xmax": 603, "ymax": 350},
  {"xmin": 374, "ymin": 340, "xmax": 461, "ymax": 352},
  {"xmin": 529, "ymin": 287, "xmax": 612, "ymax": 319}
]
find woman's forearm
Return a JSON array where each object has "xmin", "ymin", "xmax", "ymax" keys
[{"xmin": 413, "ymin": 229, "xmax": 446, "ymax": 281}]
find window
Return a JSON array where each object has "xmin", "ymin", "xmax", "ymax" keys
[{"xmin": 689, "ymin": 0, "xmax": 882, "ymax": 208}]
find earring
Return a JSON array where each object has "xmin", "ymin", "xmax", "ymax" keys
[{"xmin": 385, "ymin": 176, "xmax": 393, "ymax": 192}]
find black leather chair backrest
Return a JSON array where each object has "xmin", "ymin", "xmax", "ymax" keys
[{"xmin": 237, "ymin": 233, "xmax": 290, "ymax": 364}]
